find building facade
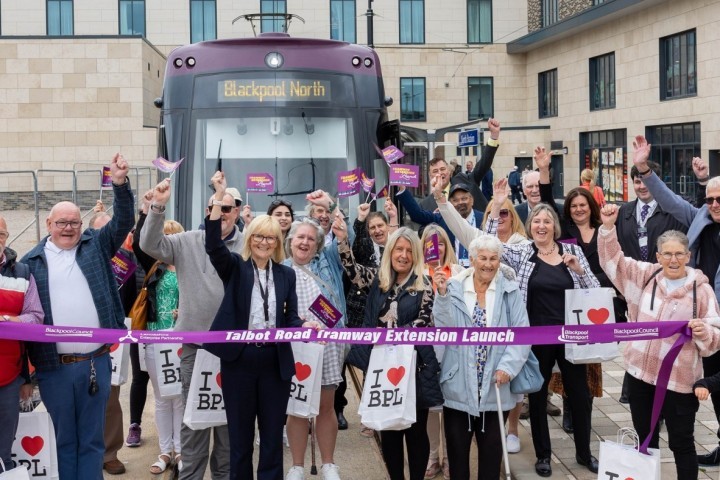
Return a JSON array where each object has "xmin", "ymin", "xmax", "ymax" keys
[{"xmin": 0, "ymin": 0, "xmax": 718, "ymax": 205}]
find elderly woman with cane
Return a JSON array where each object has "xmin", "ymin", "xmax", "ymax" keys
[
  {"xmin": 432, "ymin": 234, "xmax": 531, "ymax": 480},
  {"xmin": 598, "ymin": 202, "xmax": 720, "ymax": 480}
]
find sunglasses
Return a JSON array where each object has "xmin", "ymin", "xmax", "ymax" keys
[
  {"xmin": 705, "ymin": 196, "xmax": 720, "ymax": 206},
  {"xmin": 270, "ymin": 199, "xmax": 293, "ymax": 208},
  {"xmin": 498, "ymin": 209, "xmax": 510, "ymax": 218},
  {"xmin": 208, "ymin": 205, "xmax": 234, "ymax": 213}
]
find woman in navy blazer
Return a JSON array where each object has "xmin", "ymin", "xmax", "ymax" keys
[{"xmin": 204, "ymin": 173, "xmax": 315, "ymax": 480}]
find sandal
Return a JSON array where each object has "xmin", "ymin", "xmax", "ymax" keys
[
  {"xmin": 360, "ymin": 426, "xmax": 375, "ymax": 438},
  {"xmin": 150, "ymin": 454, "xmax": 171, "ymax": 475},
  {"xmin": 424, "ymin": 461, "xmax": 441, "ymax": 479},
  {"xmin": 174, "ymin": 453, "xmax": 183, "ymax": 471}
]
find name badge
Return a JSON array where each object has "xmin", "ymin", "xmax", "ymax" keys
[{"xmin": 639, "ymin": 236, "xmax": 648, "ymax": 248}]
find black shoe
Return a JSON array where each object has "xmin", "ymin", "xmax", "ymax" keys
[
  {"xmin": 698, "ymin": 446, "xmax": 720, "ymax": 466},
  {"xmin": 618, "ymin": 394, "xmax": 629, "ymax": 404},
  {"xmin": 337, "ymin": 411, "xmax": 348, "ymax": 430},
  {"xmin": 534, "ymin": 458, "xmax": 552, "ymax": 477},
  {"xmin": 576, "ymin": 455, "xmax": 599, "ymax": 474}
]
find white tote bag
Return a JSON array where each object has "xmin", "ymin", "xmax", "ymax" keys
[
  {"xmin": 183, "ymin": 349, "xmax": 227, "ymax": 430},
  {"xmin": 0, "ymin": 459, "xmax": 30, "ymax": 480},
  {"xmin": 11, "ymin": 410, "xmax": 58, "ymax": 480},
  {"xmin": 598, "ymin": 427, "xmax": 661, "ymax": 480},
  {"xmin": 358, "ymin": 344, "xmax": 417, "ymax": 431},
  {"xmin": 287, "ymin": 342, "xmax": 324, "ymax": 418},
  {"xmin": 109, "ymin": 342, "xmax": 130, "ymax": 386},
  {"xmin": 139, "ymin": 342, "xmax": 148, "ymax": 372},
  {"xmin": 152, "ymin": 343, "xmax": 183, "ymax": 398},
  {"xmin": 564, "ymin": 287, "xmax": 620, "ymax": 364}
]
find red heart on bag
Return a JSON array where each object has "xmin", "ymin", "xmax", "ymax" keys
[
  {"xmin": 110, "ymin": 343, "xmax": 119, "ymax": 353},
  {"xmin": 177, "ymin": 348, "xmax": 183, "ymax": 357},
  {"xmin": 21, "ymin": 436, "xmax": 44, "ymax": 456},
  {"xmin": 295, "ymin": 362, "xmax": 312, "ymax": 381},
  {"xmin": 387, "ymin": 366, "xmax": 406, "ymax": 386},
  {"xmin": 216, "ymin": 373, "xmax": 222, "ymax": 388},
  {"xmin": 587, "ymin": 308, "xmax": 610, "ymax": 324}
]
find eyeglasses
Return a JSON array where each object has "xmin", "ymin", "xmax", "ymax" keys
[
  {"xmin": 270, "ymin": 199, "xmax": 293, "ymax": 208},
  {"xmin": 498, "ymin": 209, "xmax": 510, "ymax": 218},
  {"xmin": 658, "ymin": 251, "xmax": 689, "ymax": 260},
  {"xmin": 54, "ymin": 220, "xmax": 82, "ymax": 230},
  {"xmin": 705, "ymin": 196, "xmax": 720, "ymax": 206},
  {"xmin": 208, "ymin": 205, "xmax": 235, "ymax": 213},
  {"xmin": 252, "ymin": 234, "xmax": 277, "ymax": 244},
  {"xmin": 0, "ymin": 231, "xmax": 8, "ymax": 240}
]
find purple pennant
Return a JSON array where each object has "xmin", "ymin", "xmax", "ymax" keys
[
  {"xmin": 360, "ymin": 171, "xmax": 375, "ymax": 193},
  {"xmin": 308, "ymin": 294, "xmax": 343, "ymax": 329},
  {"xmin": 110, "ymin": 251, "xmax": 137, "ymax": 287},
  {"xmin": 152, "ymin": 156, "xmax": 184, "ymax": 173},
  {"xmin": 389, "ymin": 164, "xmax": 420, "ymax": 187},
  {"xmin": 424, "ymin": 233, "xmax": 440, "ymax": 263},
  {"xmin": 246, "ymin": 173, "xmax": 274, "ymax": 193},
  {"xmin": 101, "ymin": 167, "xmax": 112, "ymax": 188},
  {"xmin": 337, "ymin": 168, "xmax": 362, "ymax": 197}
]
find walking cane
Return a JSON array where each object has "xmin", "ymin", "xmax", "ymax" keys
[
  {"xmin": 310, "ymin": 418, "xmax": 318, "ymax": 475},
  {"xmin": 495, "ymin": 383, "xmax": 511, "ymax": 480}
]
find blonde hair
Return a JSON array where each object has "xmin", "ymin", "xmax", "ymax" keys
[
  {"xmin": 526, "ymin": 204, "xmax": 561, "ymax": 240},
  {"xmin": 482, "ymin": 198, "xmax": 526, "ymax": 239},
  {"xmin": 420, "ymin": 224, "xmax": 457, "ymax": 268},
  {"xmin": 581, "ymin": 168, "xmax": 596, "ymax": 190},
  {"xmin": 241, "ymin": 215, "xmax": 285, "ymax": 264},
  {"xmin": 378, "ymin": 227, "xmax": 426, "ymax": 293},
  {"xmin": 163, "ymin": 220, "xmax": 184, "ymax": 235}
]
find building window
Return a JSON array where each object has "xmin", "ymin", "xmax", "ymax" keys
[
  {"xmin": 468, "ymin": 77, "xmax": 493, "ymax": 120},
  {"xmin": 400, "ymin": 78, "xmax": 426, "ymax": 122},
  {"xmin": 589, "ymin": 52, "xmax": 615, "ymax": 111},
  {"xmin": 580, "ymin": 129, "xmax": 627, "ymax": 202},
  {"xmin": 467, "ymin": 0, "xmax": 492, "ymax": 43},
  {"xmin": 646, "ymin": 123, "xmax": 700, "ymax": 202},
  {"xmin": 190, "ymin": 0, "xmax": 216, "ymax": 42},
  {"xmin": 399, "ymin": 0, "xmax": 424, "ymax": 44},
  {"xmin": 47, "ymin": 0, "xmax": 73, "ymax": 35},
  {"xmin": 330, "ymin": 0, "xmax": 356, "ymax": 42},
  {"xmin": 660, "ymin": 29, "xmax": 697, "ymax": 100},
  {"xmin": 538, "ymin": 69, "xmax": 557, "ymax": 118},
  {"xmin": 119, "ymin": 0, "xmax": 145, "ymax": 36},
  {"xmin": 261, "ymin": 0, "xmax": 287, "ymax": 33},
  {"xmin": 541, "ymin": 0, "xmax": 558, "ymax": 27}
]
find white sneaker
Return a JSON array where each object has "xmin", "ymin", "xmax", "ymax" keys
[
  {"xmin": 286, "ymin": 465, "xmax": 305, "ymax": 480},
  {"xmin": 283, "ymin": 425, "xmax": 289, "ymax": 447},
  {"xmin": 506, "ymin": 434, "xmax": 521, "ymax": 454},
  {"xmin": 320, "ymin": 463, "xmax": 341, "ymax": 480}
]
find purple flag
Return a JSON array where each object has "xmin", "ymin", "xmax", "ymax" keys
[
  {"xmin": 246, "ymin": 173, "xmax": 274, "ymax": 193},
  {"xmin": 308, "ymin": 294, "xmax": 342, "ymax": 329},
  {"xmin": 337, "ymin": 168, "xmax": 361, "ymax": 197},
  {"xmin": 110, "ymin": 251, "xmax": 137, "ymax": 287},
  {"xmin": 424, "ymin": 233, "xmax": 440, "ymax": 263},
  {"xmin": 389, "ymin": 164, "xmax": 420, "ymax": 187},
  {"xmin": 360, "ymin": 171, "xmax": 375, "ymax": 193},
  {"xmin": 152, "ymin": 157, "xmax": 184, "ymax": 173},
  {"xmin": 101, "ymin": 166, "xmax": 112, "ymax": 188},
  {"xmin": 381, "ymin": 145, "xmax": 405, "ymax": 164}
]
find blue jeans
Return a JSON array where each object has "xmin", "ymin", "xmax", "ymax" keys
[
  {"xmin": 0, "ymin": 376, "xmax": 23, "ymax": 468},
  {"xmin": 36, "ymin": 353, "xmax": 111, "ymax": 480}
]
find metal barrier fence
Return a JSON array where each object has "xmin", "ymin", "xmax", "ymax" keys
[{"xmin": 1, "ymin": 166, "xmax": 156, "ymax": 247}]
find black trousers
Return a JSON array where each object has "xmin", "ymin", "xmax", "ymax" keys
[
  {"xmin": 380, "ymin": 408, "xmax": 429, "ymax": 480},
  {"xmin": 334, "ymin": 363, "xmax": 348, "ymax": 413},
  {"xmin": 702, "ymin": 351, "xmax": 720, "ymax": 440},
  {"xmin": 625, "ymin": 373, "xmax": 699, "ymax": 479},
  {"xmin": 529, "ymin": 344, "xmax": 591, "ymax": 461},
  {"xmin": 444, "ymin": 406, "xmax": 508, "ymax": 480},
  {"xmin": 221, "ymin": 346, "xmax": 290, "ymax": 480},
  {"xmin": 128, "ymin": 342, "xmax": 150, "ymax": 425}
]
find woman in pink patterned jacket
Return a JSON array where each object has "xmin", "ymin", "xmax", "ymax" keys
[{"xmin": 597, "ymin": 203, "xmax": 720, "ymax": 480}]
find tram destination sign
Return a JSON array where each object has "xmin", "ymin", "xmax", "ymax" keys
[{"xmin": 219, "ymin": 79, "xmax": 332, "ymax": 103}]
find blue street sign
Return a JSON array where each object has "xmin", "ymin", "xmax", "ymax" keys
[{"xmin": 458, "ymin": 129, "xmax": 479, "ymax": 148}]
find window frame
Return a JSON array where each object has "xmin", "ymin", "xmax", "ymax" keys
[
  {"xmin": 400, "ymin": 77, "xmax": 427, "ymax": 122},
  {"xmin": 398, "ymin": 0, "xmax": 425, "ymax": 45},
  {"xmin": 467, "ymin": 76, "xmax": 494, "ymax": 121},
  {"xmin": 118, "ymin": 0, "xmax": 146, "ymax": 36},
  {"xmin": 330, "ymin": 0, "xmax": 356, "ymax": 42},
  {"xmin": 189, "ymin": 0, "xmax": 217, "ymax": 43},
  {"xmin": 659, "ymin": 29, "xmax": 697, "ymax": 101},
  {"xmin": 47, "ymin": 0, "xmax": 74, "ymax": 36},
  {"xmin": 260, "ymin": 0, "xmax": 287, "ymax": 33},
  {"xmin": 467, "ymin": 0, "xmax": 492, "ymax": 44},
  {"xmin": 541, "ymin": 0, "xmax": 558, "ymax": 28},
  {"xmin": 538, "ymin": 68, "xmax": 558, "ymax": 119},
  {"xmin": 589, "ymin": 52, "xmax": 615, "ymax": 111}
]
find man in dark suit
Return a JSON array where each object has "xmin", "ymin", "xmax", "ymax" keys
[
  {"xmin": 397, "ymin": 183, "xmax": 482, "ymax": 267},
  {"xmin": 514, "ymin": 171, "xmax": 543, "ymax": 224}
]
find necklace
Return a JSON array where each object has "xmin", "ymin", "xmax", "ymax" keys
[{"xmin": 537, "ymin": 243, "xmax": 556, "ymax": 256}]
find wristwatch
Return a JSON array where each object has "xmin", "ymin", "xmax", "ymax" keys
[{"xmin": 150, "ymin": 203, "xmax": 166, "ymax": 214}]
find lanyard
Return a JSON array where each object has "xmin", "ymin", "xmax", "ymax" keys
[{"xmin": 252, "ymin": 260, "xmax": 271, "ymax": 325}]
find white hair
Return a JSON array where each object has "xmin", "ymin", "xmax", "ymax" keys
[{"xmin": 468, "ymin": 235, "xmax": 503, "ymax": 259}]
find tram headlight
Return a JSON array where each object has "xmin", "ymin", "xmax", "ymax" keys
[
  {"xmin": 351, "ymin": 56, "xmax": 361, "ymax": 67},
  {"xmin": 173, "ymin": 58, "xmax": 183, "ymax": 68},
  {"xmin": 363, "ymin": 57, "xmax": 373, "ymax": 68},
  {"xmin": 265, "ymin": 52, "xmax": 284, "ymax": 69},
  {"xmin": 186, "ymin": 57, "xmax": 196, "ymax": 67}
]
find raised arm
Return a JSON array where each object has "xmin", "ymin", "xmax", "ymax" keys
[
  {"xmin": 470, "ymin": 118, "xmax": 500, "ymax": 185},
  {"xmin": 139, "ymin": 178, "xmax": 178, "ymax": 265},
  {"xmin": 395, "ymin": 187, "xmax": 441, "ymax": 227},
  {"xmin": 436, "ymin": 175, "xmax": 484, "ymax": 250},
  {"xmin": 96, "ymin": 153, "xmax": 136, "ymax": 257},
  {"xmin": 205, "ymin": 171, "xmax": 237, "ymax": 284},
  {"xmin": 333, "ymin": 213, "xmax": 376, "ymax": 291}
]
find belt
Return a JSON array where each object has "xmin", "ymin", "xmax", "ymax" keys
[{"xmin": 59, "ymin": 345, "xmax": 111, "ymax": 365}]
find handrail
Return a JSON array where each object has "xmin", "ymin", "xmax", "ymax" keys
[{"xmin": 0, "ymin": 170, "xmax": 40, "ymax": 244}]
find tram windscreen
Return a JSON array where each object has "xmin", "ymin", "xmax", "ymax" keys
[{"xmin": 190, "ymin": 113, "xmax": 359, "ymax": 222}]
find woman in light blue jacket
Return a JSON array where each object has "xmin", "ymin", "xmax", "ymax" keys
[{"xmin": 432, "ymin": 235, "xmax": 530, "ymax": 480}]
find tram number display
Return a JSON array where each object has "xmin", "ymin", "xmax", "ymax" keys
[{"xmin": 219, "ymin": 79, "xmax": 331, "ymax": 103}]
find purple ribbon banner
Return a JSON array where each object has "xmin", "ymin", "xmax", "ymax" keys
[{"xmin": 0, "ymin": 321, "xmax": 690, "ymax": 346}]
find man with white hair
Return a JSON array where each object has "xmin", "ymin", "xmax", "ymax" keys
[{"xmin": 631, "ymin": 135, "xmax": 720, "ymax": 466}]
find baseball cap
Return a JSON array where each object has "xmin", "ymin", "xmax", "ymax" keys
[
  {"xmin": 512, "ymin": 165, "xmax": 518, "ymax": 170},
  {"xmin": 225, "ymin": 187, "xmax": 242, "ymax": 206},
  {"xmin": 449, "ymin": 183, "xmax": 471, "ymax": 198}
]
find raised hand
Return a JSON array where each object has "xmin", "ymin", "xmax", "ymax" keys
[
  {"xmin": 692, "ymin": 157, "xmax": 709, "ymax": 180},
  {"xmin": 632, "ymin": 135, "xmax": 651, "ymax": 167},
  {"xmin": 306, "ymin": 189, "xmax": 334, "ymax": 210},
  {"xmin": 432, "ymin": 269, "xmax": 448, "ymax": 295},
  {"xmin": 533, "ymin": 146, "xmax": 550, "ymax": 171},
  {"xmin": 600, "ymin": 203, "xmax": 619, "ymax": 229},
  {"xmin": 493, "ymin": 178, "xmax": 509, "ymax": 206},
  {"xmin": 562, "ymin": 252, "xmax": 584, "ymax": 276},
  {"xmin": 210, "ymin": 171, "xmax": 226, "ymax": 197},
  {"xmin": 384, "ymin": 198, "xmax": 398, "ymax": 221},
  {"xmin": 93, "ymin": 200, "xmax": 105, "ymax": 213},
  {"xmin": 357, "ymin": 203, "xmax": 371, "ymax": 222},
  {"xmin": 153, "ymin": 179, "xmax": 171, "ymax": 206},
  {"xmin": 140, "ymin": 189, "xmax": 154, "ymax": 214},
  {"xmin": 241, "ymin": 205, "xmax": 254, "ymax": 225},
  {"xmin": 431, "ymin": 174, "xmax": 446, "ymax": 203},
  {"xmin": 331, "ymin": 210, "xmax": 347, "ymax": 242},
  {"xmin": 110, "ymin": 153, "xmax": 129, "ymax": 184},
  {"xmin": 488, "ymin": 118, "xmax": 500, "ymax": 140}
]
